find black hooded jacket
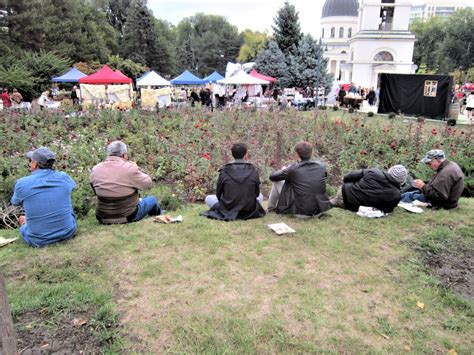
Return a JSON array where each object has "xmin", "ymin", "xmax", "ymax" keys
[
  {"xmin": 269, "ymin": 160, "xmax": 331, "ymax": 216},
  {"xmin": 341, "ymin": 168, "xmax": 401, "ymax": 213},
  {"xmin": 201, "ymin": 160, "xmax": 265, "ymax": 221}
]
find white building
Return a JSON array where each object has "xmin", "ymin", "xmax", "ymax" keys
[
  {"xmin": 321, "ymin": 0, "xmax": 416, "ymax": 89},
  {"xmin": 410, "ymin": 0, "xmax": 469, "ymax": 23}
]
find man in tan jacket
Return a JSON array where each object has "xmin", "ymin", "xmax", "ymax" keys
[{"xmin": 90, "ymin": 141, "xmax": 161, "ymax": 224}]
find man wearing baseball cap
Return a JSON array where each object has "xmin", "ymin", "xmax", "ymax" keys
[
  {"xmin": 401, "ymin": 149, "xmax": 464, "ymax": 209},
  {"xmin": 11, "ymin": 147, "xmax": 77, "ymax": 247}
]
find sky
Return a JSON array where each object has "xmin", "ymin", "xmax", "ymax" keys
[
  {"xmin": 147, "ymin": 0, "xmax": 326, "ymax": 38},
  {"xmin": 146, "ymin": 1, "xmax": 460, "ymax": 38}
]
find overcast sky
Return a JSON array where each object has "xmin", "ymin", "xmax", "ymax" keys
[
  {"xmin": 147, "ymin": 0, "xmax": 326, "ymax": 38},
  {"xmin": 146, "ymin": 1, "xmax": 455, "ymax": 38}
]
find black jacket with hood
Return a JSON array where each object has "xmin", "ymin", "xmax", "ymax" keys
[
  {"xmin": 342, "ymin": 168, "xmax": 401, "ymax": 213},
  {"xmin": 201, "ymin": 160, "xmax": 265, "ymax": 221}
]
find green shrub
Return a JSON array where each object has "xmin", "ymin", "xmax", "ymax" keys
[
  {"xmin": 332, "ymin": 105, "xmax": 339, "ymax": 111},
  {"xmin": 367, "ymin": 111, "xmax": 374, "ymax": 117},
  {"xmin": 148, "ymin": 185, "xmax": 184, "ymax": 211},
  {"xmin": 388, "ymin": 112, "xmax": 397, "ymax": 119}
]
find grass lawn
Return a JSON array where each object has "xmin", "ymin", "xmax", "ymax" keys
[{"xmin": 1, "ymin": 198, "xmax": 473, "ymax": 353}]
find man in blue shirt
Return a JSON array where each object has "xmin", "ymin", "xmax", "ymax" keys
[{"xmin": 11, "ymin": 147, "xmax": 77, "ymax": 247}]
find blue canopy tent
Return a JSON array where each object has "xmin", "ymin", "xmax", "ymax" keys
[
  {"xmin": 52, "ymin": 67, "xmax": 87, "ymax": 83},
  {"xmin": 170, "ymin": 70, "xmax": 205, "ymax": 85},
  {"xmin": 203, "ymin": 71, "xmax": 224, "ymax": 83}
]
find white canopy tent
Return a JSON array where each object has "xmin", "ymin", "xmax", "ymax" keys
[
  {"xmin": 217, "ymin": 70, "xmax": 269, "ymax": 85},
  {"xmin": 136, "ymin": 71, "xmax": 171, "ymax": 87}
]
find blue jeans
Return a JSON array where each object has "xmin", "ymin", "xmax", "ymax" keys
[
  {"xmin": 400, "ymin": 191, "xmax": 428, "ymax": 203},
  {"xmin": 131, "ymin": 196, "xmax": 161, "ymax": 222}
]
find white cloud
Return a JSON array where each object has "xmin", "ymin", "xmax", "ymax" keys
[{"xmin": 147, "ymin": 0, "xmax": 325, "ymax": 38}]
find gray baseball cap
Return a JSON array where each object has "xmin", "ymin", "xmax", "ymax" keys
[
  {"xmin": 421, "ymin": 149, "xmax": 445, "ymax": 164},
  {"xmin": 26, "ymin": 147, "xmax": 56, "ymax": 165}
]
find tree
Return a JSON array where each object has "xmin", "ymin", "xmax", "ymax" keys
[
  {"xmin": 255, "ymin": 40, "xmax": 290, "ymax": 88},
  {"xmin": 237, "ymin": 30, "xmax": 268, "ymax": 63},
  {"xmin": 410, "ymin": 17, "xmax": 446, "ymax": 73},
  {"xmin": 288, "ymin": 35, "xmax": 332, "ymax": 90},
  {"xmin": 121, "ymin": 0, "xmax": 174, "ymax": 73},
  {"xmin": 107, "ymin": 54, "xmax": 148, "ymax": 79},
  {"xmin": 271, "ymin": 1, "xmax": 302, "ymax": 55},
  {"xmin": 174, "ymin": 13, "xmax": 243, "ymax": 76},
  {"xmin": 439, "ymin": 8, "xmax": 473, "ymax": 75},
  {"xmin": 104, "ymin": 0, "xmax": 132, "ymax": 43},
  {"xmin": 2, "ymin": 0, "xmax": 117, "ymax": 63}
]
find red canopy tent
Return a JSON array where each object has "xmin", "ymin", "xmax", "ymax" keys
[
  {"xmin": 249, "ymin": 69, "xmax": 277, "ymax": 83},
  {"xmin": 79, "ymin": 65, "xmax": 132, "ymax": 84}
]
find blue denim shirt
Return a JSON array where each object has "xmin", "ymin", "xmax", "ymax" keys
[{"xmin": 11, "ymin": 169, "xmax": 77, "ymax": 247}]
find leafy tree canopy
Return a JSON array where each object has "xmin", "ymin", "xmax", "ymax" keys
[
  {"xmin": 175, "ymin": 13, "xmax": 243, "ymax": 77},
  {"xmin": 237, "ymin": 30, "xmax": 268, "ymax": 63}
]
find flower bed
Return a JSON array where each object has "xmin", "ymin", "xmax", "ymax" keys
[{"xmin": 0, "ymin": 109, "xmax": 471, "ymax": 218}]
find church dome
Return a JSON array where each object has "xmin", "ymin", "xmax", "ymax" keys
[{"xmin": 322, "ymin": 0, "xmax": 359, "ymax": 18}]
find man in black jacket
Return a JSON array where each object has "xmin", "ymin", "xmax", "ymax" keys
[
  {"xmin": 330, "ymin": 165, "xmax": 408, "ymax": 213},
  {"xmin": 268, "ymin": 142, "xmax": 331, "ymax": 217},
  {"xmin": 201, "ymin": 143, "xmax": 265, "ymax": 221}
]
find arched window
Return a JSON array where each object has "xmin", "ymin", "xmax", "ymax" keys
[
  {"xmin": 322, "ymin": 28, "xmax": 325, "ymax": 38},
  {"xmin": 341, "ymin": 50, "xmax": 347, "ymax": 54},
  {"xmin": 331, "ymin": 27, "xmax": 335, "ymax": 38},
  {"xmin": 339, "ymin": 27, "xmax": 344, "ymax": 38},
  {"xmin": 348, "ymin": 28, "xmax": 352, "ymax": 38},
  {"xmin": 374, "ymin": 51, "xmax": 394, "ymax": 61}
]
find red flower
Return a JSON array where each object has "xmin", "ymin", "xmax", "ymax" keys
[
  {"xmin": 389, "ymin": 142, "xmax": 397, "ymax": 150},
  {"xmin": 200, "ymin": 153, "xmax": 211, "ymax": 160},
  {"xmin": 431, "ymin": 128, "xmax": 438, "ymax": 136},
  {"xmin": 360, "ymin": 149, "xmax": 367, "ymax": 155},
  {"xmin": 194, "ymin": 123, "xmax": 200, "ymax": 128}
]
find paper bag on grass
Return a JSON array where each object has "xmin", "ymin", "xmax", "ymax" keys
[{"xmin": 267, "ymin": 223, "xmax": 295, "ymax": 235}]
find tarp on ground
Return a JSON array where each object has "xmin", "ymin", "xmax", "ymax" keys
[
  {"xmin": 203, "ymin": 71, "xmax": 224, "ymax": 83},
  {"xmin": 249, "ymin": 69, "xmax": 277, "ymax": 83},
  {"xmin": 170, "ymin": 70, "xmax": 205, "ymax": 85},
  {"xmin": 217, "ymin": 70, "xmax": 269, "ymax": 85},
  {"xmin": 79, "ymin": 65, "xmax": 132, "ymax": 84},
  {"xmin": 137, "ymin": 71, "xmax": 171, "ymax": 87},
  {"xmin": 378, "ymin": 73, "xmax": 453, "ymax": 119},
  {"xmin": 52, "ymin": 67, "xmax": 87, "ymax": 83}
]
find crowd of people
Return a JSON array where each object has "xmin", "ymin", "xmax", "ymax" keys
[
  {"xmin": 11, "ymin": 141, "xmax": 465, "ymax": 247},
  {"xmin": 336, "ymin": 83, "xmax": 377, "ymax": 109}
]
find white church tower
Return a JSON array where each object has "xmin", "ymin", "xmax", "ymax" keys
[{"xmin": 347, "ymin": 0, "xmax": 416, "ymax": 88}]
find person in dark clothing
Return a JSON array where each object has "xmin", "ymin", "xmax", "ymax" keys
[
  {"xmin": 190, "ymin": 90, "xmax": 199, "ymax": 107},
  {"xmin": 71, "ymin": 86, "xmax": 79, "ymax": 105},
  {"xmin": 367, "ymin": 88, "xmax": 376, "ymax": 106},
  {"xmin": 401, "ymin": 149, "xmax": 464, "ymax": 209},
  {"xmin": 337, "ymin": 87, "xmax": 346, "ymax": 105},
  {"xmin": 201, "ymin": 143, "xmax": 265, "ymax": 221},
  {"xmin": 268, "ymin": 142, "xmax": 331, "ymax": 217},
  {"xmin": 330, "ymin": 165, "xmax": 408, "ymax": 213}
]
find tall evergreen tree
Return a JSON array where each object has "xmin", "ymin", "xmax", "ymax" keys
[
  {"xmin": 288, "ymin": 35, "xmax": 332, "ymax": 90},
  {"xmin": 121, "ymin": 0, "xmax": 171, "ymax": 71},
  {"xmin": 105, "ymin": 0, "xmax": 131, "ymax": 43},
  {"xmin": 271, "ymin": 1, "xmax": 302, "ymax": 55},
  {"xmin": 255, "ymin": 40, "xmax": 290, "ymax": 88}
]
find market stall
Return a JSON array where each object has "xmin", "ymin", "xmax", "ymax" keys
[{"xmin": 136, "ymin": 71, "xmax": 172, "ymax": 110}]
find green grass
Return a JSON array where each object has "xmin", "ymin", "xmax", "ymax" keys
[{"xmin": 1, "ymin": 199, "xmax": 473, "ymax": 353}]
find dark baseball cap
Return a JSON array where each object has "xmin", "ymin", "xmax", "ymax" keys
[
  {"xmin": 26, "ymin": 147, "xmax": 56, "ymax": 165},
  {"xmin": 421, "ymin": 149, "xmax": 445, "ymax": 164}
]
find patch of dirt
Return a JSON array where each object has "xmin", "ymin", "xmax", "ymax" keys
[
  {"xmin": 423, "ymin": 238, "xmax": 474, "ymax": 302},
  {"xmin": 9, "ymin": 309, "xmax": 103, "ymax": 354}
]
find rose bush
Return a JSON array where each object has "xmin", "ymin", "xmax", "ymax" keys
[{"xmin": 0, "ymin": 108, "xmax": 471, "ymax": 218}]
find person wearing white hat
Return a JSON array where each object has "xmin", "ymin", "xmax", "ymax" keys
[
  {"xmin": 11, "ymin": 147, "xmax": 77, "ymax": 247},
  {"xmin": 401, "ymin": 149, "xmax": 464, "ymax": 209},
  {"xmin": 330, "ymin": 164, "xmax": 408, "ymax": 213}
]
